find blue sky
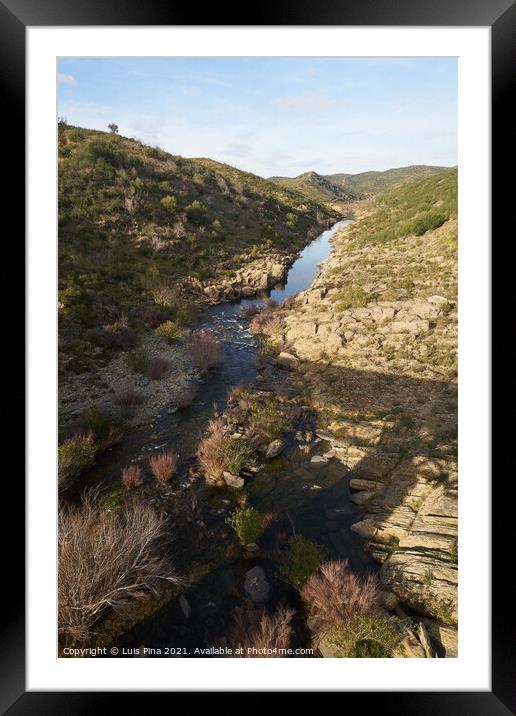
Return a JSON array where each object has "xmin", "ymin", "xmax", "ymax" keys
[{"xmin": 58, "ymin": 57, "xmax": 457, "ymax": 177}]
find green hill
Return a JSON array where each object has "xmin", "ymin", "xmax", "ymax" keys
[
  {"xmin": 58, "ymin": 124, "xmax": 338, "ymax": 373},
  {"xmin": 270, "ymin": 165, "xmax": 450, "ymax": 206},
  {"xmin": 326, "ymin": 165, "xmax": 450, "ymax": 196},
  {"xmin": 268, "ymin": 171, "xmax": 360, "ymax": 206}
]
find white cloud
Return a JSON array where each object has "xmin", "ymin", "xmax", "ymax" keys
[
  {"xmin": 57, "ymin": 73, "xmax": 76, "ymax": 87},
  {"xmin": 272, "ymin": 92, "xmax": 337, "ymax": 113}
]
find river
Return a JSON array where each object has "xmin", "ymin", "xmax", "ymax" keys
[{"xmin": 77, "ymin": 218, "xmax": 377, "ymax": 655}]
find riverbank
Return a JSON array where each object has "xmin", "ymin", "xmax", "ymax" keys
[{"xmin": 259, "ymin": 173, "xmax": 458, "ymax": 656}]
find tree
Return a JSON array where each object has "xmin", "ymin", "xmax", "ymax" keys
[{"xmin": 108, "ymin": 123, "xmax": 119, "ymax": 134}]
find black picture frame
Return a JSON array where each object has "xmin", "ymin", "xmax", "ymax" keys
[{"xmin": 6, "ymin": 0, "xmax": 508, "ymax": 709}]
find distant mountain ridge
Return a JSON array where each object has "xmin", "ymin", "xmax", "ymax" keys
[{"xmin": 269, "ymin": 165, "xmax": 451, "ymax": 206}]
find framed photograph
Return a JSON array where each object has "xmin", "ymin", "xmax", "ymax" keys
[{"xmin": 5, "ymin": 0, "xmax": 508, "ymax": 707}]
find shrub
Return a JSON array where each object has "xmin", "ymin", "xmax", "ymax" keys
[
  {"xmin": 149, "ymin": 451, "xmax": 177, "ymax": 485},
  {"xmin": 160, "ymin": 195, "xmax": 177, "ymax": 214},
  {"xmin": 121, "ymin": 464, "xmax": 143, "ymax": 490},
  {"xmin": 280, "ymin": 536, "xmax": 327, "ymax": 590},
  {"xmin": 113, "ymin": 385, "xmax": 144, "ymax": 408},
  {"xmin": 249, "ymin": 311, "xmax": 279, "ymax": 332},
  {"xmin": 155, "ymin": 320, "xmax": 183, "ymax": 344},
  {"xmin": 76, "ymin": 405, "xmax": 122, "ymax": 447},
  {"xmin": 301, "ymin": 559, "xmax": 381, "ymax": 641},
  {"xmin": 285, "ymin": 212, "xmax": 298, "ymax": 228},
  {"xmin": 86, "ymin": 326, "xmax": 138, "ymax": 351},
  {"xmin": 401, "ymin": 210, "xmax": 447, "ymax": 237},
  {"xmin": 189, "ymin": 330, "xmax": 222, "ymax": 370},
  {"xmin": 126, "ymin": 347, "xmax": 149, "ymax": 372},
  {"xmin": 58, "ymin": 432, "xmax": 97, "ymax": 488},
  {"xmin": 225, "ymin": 506, "xmax": 264, "ymax": 545},
  {"xmin": 186, "ymin": 200, "xmax": 206, "ymax": 224},
  {"xmin": 239, "ymin": 305, "xmax": 261, "ymax": 320},
  {"xmin": 333, "ymin": 285, "xmax": 369, "ymax": 311},
  {"xmin": 263, "ymin": 297, "xmax": 278, "ymax": 309},
  {"xmin": 144, "ymin": 356, "xmax": 169, "ymax": 380},
  {"xmin": 248, "ymin": 395, "xmax": 292, "ymax": 440},
  {"xmin": 174, "ymin": 383, "xmax": 198, "ymax": 409},
  {"xmin": 225, "ymin": 438, "xmax": 256, "ymax": 475},
  {"xmin": 197, "ymin": 417, "xmax": 227, "ymax": 482},
  {"xmin": 326, "ymin": 614, "xmax": 401, "ymax": 658},
  {"xmin": 229, "ymin": 606, "xmax": 294, "ymax": 657},
  {"xmin": 129, "ymin": 304, "xmax": 167, "ymax": 329},
  {"xmin": 58, "ymin": 491, "xmax": 180, "ymax": 644}
]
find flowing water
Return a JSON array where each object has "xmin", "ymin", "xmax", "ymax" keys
[{"xmin": 74, "ymin": 218, "xmax": 378, "ymax": 655}]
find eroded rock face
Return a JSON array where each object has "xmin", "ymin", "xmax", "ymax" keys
[{"xmin": 202, "ymin": 254, "xmax": 291, "ymax": 304}]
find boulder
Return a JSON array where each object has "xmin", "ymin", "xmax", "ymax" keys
[
  {"xmin": 222, "ymin": 472, "xmax": 244, "ymax": 490},
  {"xmin": 264, "ymin": 438, "xmax": 286, "ymax": 459},
  {"xmin": 277, "ymin": 352, "xmax": 300, "ymax": 369},
  {"xmin": 244, "ymin": 566, "xmax": 270, "ymax": 603}
]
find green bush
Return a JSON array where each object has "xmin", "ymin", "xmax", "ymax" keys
[
  {"xmin": 225, "ymin": 506, "xmax": 264, "ymax": 545},
  {"xmin": 186, "ymin": 200, "xmax": 207, "ymax": 224},
  {"xmin": 280, "ymin": 536, "xmax": 327, "ymax": 590},
  {"xmin": 160, "ymin": 195, "xmax": 177, "ymax": 214},
  {"xmin": 225, "ymin": 439, "xmax": 256, "ymax": 475},
  {"xmin": 76, "ymin": 405, "xmax": 121, "ymax": 446},
  {"xmin": 334, "ymin": 285, "xmax": 369, "ymax": 311},
  {"xmin": 401, "ymin": 210, "xmax": 447, "ymax": 237},
  {"xmin": 58, "ymin": 433, "xmax": 97, "ymax": 487},
  {"xmin": 126, "ymin": 347, "xmax": 149, "ymax": 372},
  {"xmin": 155, "ymin": 320, "xmax": 183, "ymax": 344},
  {"xmin": 327, "ymin": 614, "xmax": 401, "ymax": 658},
  {"xmin": 285, "ymin": 212, "xmax": 298, "ymax": 228},
  {"xmin": 248, "ymin": 395, "xmax": 292, "ymax": 439}
]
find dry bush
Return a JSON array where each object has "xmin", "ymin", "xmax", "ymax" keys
[
  {"xmin": 174, "ymin": 383, "xmax": 198, "ymax": 409},
  {"xmin": 229, "ymin": 606, "xmax": 294, "ymax": 657},
  {"xmin": 263, "ymin": 297, "xmax": 278, "ymax": 309},
  {"xmin": 58, "ymin": 491, "xmax": 181, "ymax": 644},
  {"xmin": 149, "ymin": 450, "xmax": 177, "ymax": 484},
  {"xmin": 301, "ymin": 559, "xmax": 381, "ymax": 642},
  {"xmin": 189, "ymin": 330, "xmax": 222, "ymax": 370},
  {"xmin": 144, "ymin": 356, "xmax": 169, "ymax": 380},
  {"xmin": 239, "ymin": 304, "xmax": 261, "ymax": 320},
  {"xmin": 121, "ymin": 463, "xmax": 143, "ymax": 489},
  {"xmin": 197, "ymin": 417, "xmax": 227, "ymax": 482},
  {"xmin": 113, "ymin": 385, "xmax": 144, "ymax": 408},
  {"xmin": 249, "ymin": 311, "xmax": 276, "ymax": 332}
]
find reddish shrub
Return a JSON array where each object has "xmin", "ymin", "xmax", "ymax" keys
[
  {"xmin": 197, "ymin": 417, "xmax": 227, "ymax": 482},
  {"xmin": 113, "ymin": 385, "xmax": 144, "ymax": 408},
  {"xmin": 189, "ymin": 330, "xmax": 222, "ymax": 370},
  {"xmin": 239, "ymin": 304, "xmax": 261, "ymax": 320},
  {"xmin": 174, "ymin": 383, "xmax": 198, "ymax": 409},
  {"xmin": 121, "ymin": 464, "xmax": 143, "ymax": 490},
  {"xmin": 229, "ymin": 606, "xmax": 294, "ymax": 657},
  {"xmin": 149, "ymin": 451, "xmax": 177, "ymax": 485},
  {"xmin": 301, "ymin": 559, "xmax": 381, "ymax": 641},
  {"xmin": 144, "ymin": 356, "xmax": 169, "ymax": 380},
  {"xmin": 130, "ymin": 304, "xmax": 167, "ymax": 329},
  {"xmin": 249, "ymin": 311, "xmax": 276, "ymax": 332},
  {"xmin": 263, "ymin": 297, "xmax": 278, "ymax": 308}
]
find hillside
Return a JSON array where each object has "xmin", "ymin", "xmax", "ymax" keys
[
  {"xmin": 259, "ymin": 168, "xmax": 458, "ymax": 654},
  {"xmin": 269, "ymin": 165, "xmax": 449, "ymax": 207},
  {"xmin": 326, "ymin": 164, "xmax": 450, "ymax": 196},
  {"xmin": 268, "ymin": 170, "xmax": 361, "ymax": 207},
  {"xmin": 58, "ymin": 125, "xmax": 338, "ymax": 373}
]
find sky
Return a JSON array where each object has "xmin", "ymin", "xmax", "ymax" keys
[{"xmin": 57, "ymin": 57, "xmax": 457, "ymax": 178}]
